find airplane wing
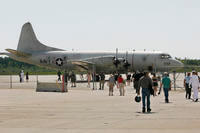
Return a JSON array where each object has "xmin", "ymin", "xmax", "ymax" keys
[
  {"xmin": 71, "ymin": 55, "xmax": 114, "ymax": 70},
  {"xmin": 182, "ymin": 65, "xmax": 200, "ymax": 68},
  {"xmin": 83, "ymin": 55, "xmax": 114, "ymax": 64},
  {"xmin": 71, "ymin": 60, "xmax": 94, "ymax": 70}
]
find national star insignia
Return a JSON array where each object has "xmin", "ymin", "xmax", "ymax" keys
[{"xmin": 56, "ymin": 58, "xmax": 63, "ymax": 66}]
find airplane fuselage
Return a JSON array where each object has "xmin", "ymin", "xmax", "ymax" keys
[{"xmin": 6, "ymin": 50, "xmax": 183, "ymax": 72}]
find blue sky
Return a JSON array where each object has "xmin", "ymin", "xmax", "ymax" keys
[{"xmin": 0, "ymin": 0, "xmax": 200, "ymax": 58}]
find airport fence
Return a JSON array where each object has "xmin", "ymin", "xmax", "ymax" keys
[{"xmin": 0, "ymin": 73, "xmax": 185, "ymax": 90}]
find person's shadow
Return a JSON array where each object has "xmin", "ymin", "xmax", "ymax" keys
[
  {"xmin": 136, "ymin": 111, "xmax": 157, "ymax": 114},
  {"xmin": 159, "ymin": 101, "xmax": 173, "ymax": 104},
  {"xmin": 190, "ymin": 98, "xmax": 200, "ymax": 102}
]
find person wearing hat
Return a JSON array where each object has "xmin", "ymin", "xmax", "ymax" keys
[
  {"xmin": 138, "ymin": 71, "xmax": 153, "ymax": 113},
  {"xmin": 189, "ymin": 71, "xmax": 199, "ymax": 102},
  {"xmin": 133, "ymin": 71, "xmax": 144, "ymax": 95},
  {"xmin": 108, "ymin": 74, "xmax": 116, "ymax": 96},
  {"xmin": 159, "ymin": 72, "xmax": 171, "ymax": 103}
]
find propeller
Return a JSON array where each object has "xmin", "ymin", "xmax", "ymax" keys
[
  {"xmin": 123, "ymin": 51, "xmax": 130, "ymax": 70},
  {"xmin": 113, "ymin": 48, "xmax": 120, "ymax": 68}
]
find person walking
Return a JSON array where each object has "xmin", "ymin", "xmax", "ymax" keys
[
  {"xmin": 184, "ymin": 72, "xmax": 191, "ymax": 99},
  {"xmin": 126, "ymin": 73, "xmax": 131, "ymax": 86},
  {"xmin": 108, "ymin": 74, "xmax": 116, "ymax": 96},
  {"xmin": 20, "ymin": 70, "xmax": 24, "ymax": 83},
  {"xmin": 87, "ymin": 72, "xmax": 92, "ymax": 88},
  {"xmin": 99, "ymin": 72, "xmax": 105, "ymax": 90},
  {"xmin": 133, "ymin": 72, "xmax": 144, "ymax": 95},
  {"xmin": 152, "ymin": 73, "xmax": 158, "ymax": 96},
  {"xmin": 189, "ymin": 71, "xmax": 199, "ymax": 102},
  {"xmin": 57, "ymin": 70, "xmax": 61, "ymax": 81},
  {"xmin": 114, "ymin": 73, "xmax": 119, "ymax": 88},
  {"xmin": 138, "ymin": 72, "xmax": 153, "ymax": 113},
  {"xmin": 26, "ymin": 72, "xmax": 29, "ymax": 82},
  {"xmin": 19, "ymin": 71, "xmax": 22, "ymax": 83},
  {"xmin": 159, "ymin": 72, "xmax": 171, "ymax": 103},
  {"xmin": 70, "ymin": 72, "xmax": 76, "ymax": 87},
  {"xmin": 118, "ymin": 75, "xmax": 125, "ymax": 96}
]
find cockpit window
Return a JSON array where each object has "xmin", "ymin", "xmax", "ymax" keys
[{"xmin": 160, "ymin": 54, "xmax": 172, "ymax": 59}]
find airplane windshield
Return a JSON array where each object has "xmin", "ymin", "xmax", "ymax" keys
[{"xmin": 160, "ymin": 54, "xmax": 172, "ymax": 59}]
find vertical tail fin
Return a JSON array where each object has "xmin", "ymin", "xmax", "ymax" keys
[{"xmin": 17, "ymin": 22, "xmax": 64, "ymax": 53}]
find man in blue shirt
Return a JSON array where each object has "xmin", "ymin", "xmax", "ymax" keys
[
  {"xmin": 159, "ymin": 72, "xmax": 171, "ymax": 103},
  {"xmin": 184, "ymin": 73, "xmax": 191, "ymax": 99}
]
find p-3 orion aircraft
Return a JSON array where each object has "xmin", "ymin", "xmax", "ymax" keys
[{"xmin": 0, "ymin": 22, "xmax": 183, "ymax": 72}]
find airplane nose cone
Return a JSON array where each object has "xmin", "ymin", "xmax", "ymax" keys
[{"xmin": 171, "ymin": 59, "xmax": 184, "ymax": 67}]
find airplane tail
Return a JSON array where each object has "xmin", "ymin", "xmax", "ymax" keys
[{"xmin": 17, "ymin": 22, "xmax": 64, "ymax": 54}]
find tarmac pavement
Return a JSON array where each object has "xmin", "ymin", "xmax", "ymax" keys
[{"xmin": 0, "ymin": 75, "xmax": 200, "ymax": 133}]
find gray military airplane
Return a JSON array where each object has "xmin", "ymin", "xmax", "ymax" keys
[{"xmin": 0, "ymin": 22, "xmax": 183, "ymax": 72}]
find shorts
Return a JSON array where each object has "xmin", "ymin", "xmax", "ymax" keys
[{"xmin": 153, "ymin": 82, "xmax": 158, "ymax": 87}]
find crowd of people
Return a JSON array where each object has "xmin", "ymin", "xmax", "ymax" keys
[
  {"xmin": 184, "ymin": 71, "xmax": 199, "ymax": 102},
  {"xmin": 19, "ymin": 69, "xmax": 200, "ymax": 113},
  {"xmin": 61, "ymin": 70, "xmax": 200, "ymax": 113},
  {"xmin": 57, "ymin": 71, "xmax": 76, "ymax": 87}
]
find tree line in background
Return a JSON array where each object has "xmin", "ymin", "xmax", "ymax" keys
[
  {"xmin": 0, "ymin": 57, "xmax": 200, "ymax": 75},
  {"xmin": 0, "ymin": 57, "xmax": 57, "ymax": 75}
]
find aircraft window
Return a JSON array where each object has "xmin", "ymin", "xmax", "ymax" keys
[{"xmin": 160, "ymin": 54, "xmax": 172, "ymax": 59}]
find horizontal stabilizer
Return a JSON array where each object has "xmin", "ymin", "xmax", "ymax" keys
[
  {"xmin": 0, "ymin": 52, "xmax": 11, "ymax": 56},
  {"xmin": 6, "ymin": 49, "xmax": 31, "ymax": 58},
  {"xmin": 0, "ymin": 52, "xmax": 7, "ymax": 55}
]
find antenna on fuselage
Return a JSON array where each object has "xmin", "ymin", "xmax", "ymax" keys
[
  {"xmin": 116, "ymin": 48, "xmax": 118, "ymax": 59},
  {"xmin": 126, "ymin": 51, "xmax": 128, "ymax": 61}
]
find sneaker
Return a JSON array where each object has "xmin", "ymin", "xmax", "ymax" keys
[
  {"xmin": 165, "ymin": 99, "xmax": 169, "ymax": 103},
  {"xmin": 142, "ymin": 108, "xmax": 146, "ymax": 113},
  {"xmin": 147, "ymin": 108, "xmax": 151, "ymax": 113},
  {"xmin": 195, "ymin": 99, "xmax": 198, "ymax": 102}
]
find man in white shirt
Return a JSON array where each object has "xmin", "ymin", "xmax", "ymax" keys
[
  {"xmin": 20, "ymin": 70, "xmax": 24, "ymax": 83},
  {"xmin": 189, "ymin": 71, "xmax": 199, "ymax": 102}
]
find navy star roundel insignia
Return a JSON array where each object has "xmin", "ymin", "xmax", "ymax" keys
[{"xmin": 56, "ymin": 58, "xmax": 63, "ymax": 66}]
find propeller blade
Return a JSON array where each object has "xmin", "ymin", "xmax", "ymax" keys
[
  {"xmin": 116, "ymin": 48, "xmax": 118, "ymax": 60},
  {"xmin": 126, "ymin": 51, "xmax": 128, "ymax": 60}
]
